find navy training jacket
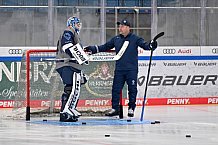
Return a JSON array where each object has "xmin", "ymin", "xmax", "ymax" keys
[{"xmin": 97, "ymin": 32, "xmax": 151, "ymax": 71}]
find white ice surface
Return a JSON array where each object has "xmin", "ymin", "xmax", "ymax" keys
[{"xmin": 0, "ymin": 105, "xmax": 218, "ymax": 145}]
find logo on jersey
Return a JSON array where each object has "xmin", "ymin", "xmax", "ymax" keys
[{"xmin": 64, "ymin": 33, "xmax": 71, "ymax": 40}]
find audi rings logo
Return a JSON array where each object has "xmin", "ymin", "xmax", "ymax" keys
[
  {"xmin": 8, "ymin": 49, "xmax": 22, "ymax": 55},
  {"xmin": 163, "ymin": 49, "xmax": 176, "ymax": 54},
  {"xmin": 212, "ymin": 48, "xmax": 218, "ymax": 54}
]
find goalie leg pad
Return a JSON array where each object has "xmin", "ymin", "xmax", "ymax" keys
[
  {"xmin": 62, "ymin": 72, "xmax": 81, "ymax": 117},
  {"xmin": 60, "ymin": 85, "xmax": 72, "ymax": 112}
]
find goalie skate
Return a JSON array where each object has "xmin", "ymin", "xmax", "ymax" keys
[{"xmin": 60, "ymin": 112, "xmax": 78, "ymax": 122}]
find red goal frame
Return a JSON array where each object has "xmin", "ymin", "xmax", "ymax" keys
[
  {"xmin": 26, "ymin": 49, "xmax": 56, "ymax": 121},
  {"xmin": 24, "ymin": 49, "xmax": 121, "ymax": 121}
]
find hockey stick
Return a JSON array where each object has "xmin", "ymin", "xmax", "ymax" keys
[
  {"xmin": 140, "ymin": 32, "xmax": 164, "ymax": 122},
  {"xmin": 41, "ymin": 41, "xmax": 129, "ymax": 62},
  {"xmin": 41, "ymin": 55, "xmax": 119, "ymax": 62},
  {"xmin": 89, "ymin": 41, "xmax": 129, "ymax": 61},
  {"xmin": 153, "ymin": 32, "xmax": 164, "ymax": 42}
]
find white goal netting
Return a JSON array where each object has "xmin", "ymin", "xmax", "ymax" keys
[{"xmin": 11, "ymin": 49, "xmax": 117, "ymax": 120}]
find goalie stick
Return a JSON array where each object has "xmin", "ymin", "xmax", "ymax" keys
[
  {"xmin": 89, "ymin": 41, "xmax": 129, "ymax": 61},
  {"xmin": 41, "ymin": 41, "xmax": 129, "ymax": 63},
  {"xmin": 140, "ymin": 32, "xmax": 165, "ymax": 122}
]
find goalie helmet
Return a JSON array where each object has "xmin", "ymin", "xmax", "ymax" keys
[{"xmin": 67, "ymin": 16, "xmax": 81, "ymax": 34}]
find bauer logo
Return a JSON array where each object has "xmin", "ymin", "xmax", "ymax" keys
[
  {"xmin": 137, "ymin": 75, "xmax": 218, "ymax": 86},
  {"xmin": 8, "ymin": 49, "xmax": 22, "ymax": 55}
]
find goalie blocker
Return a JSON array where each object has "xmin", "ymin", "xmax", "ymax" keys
[
  {"xmin": 68, "ymin": 41, "xmax": 129, "ymax": 63},
  {"xmin": 63, "ymin": 43, "xmax": 89, "ymax": 64}
]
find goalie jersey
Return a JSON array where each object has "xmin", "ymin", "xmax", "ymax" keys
[{"xmin": 56, "ymin": 28, "xmax": 83, "ymax": 70}]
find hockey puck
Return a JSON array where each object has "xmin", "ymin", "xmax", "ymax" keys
[
  {"xmin": 186, "ymin": 134, "xmax": 191, "ymax": 138},
  {"xmin": 105, "ymin": 134, "xmax": 110, "ymax": 137},
  {"xmin": 127, "ymin": 119, "xmax": 131, "ymax": 122},
  {"xmin": 151, "ymin": 122, "xmax": 155, "ymax": 124},
  {"xmin": 82, "ymin": 122, "xmax": 86, "ymax": 125},
  {"xmin": 43, "ymin": 119, "xmax": 47, "ymax": 122},
  {"xmin": 155, "ymin": 120, "xmax": 160, "ymax": 124}
]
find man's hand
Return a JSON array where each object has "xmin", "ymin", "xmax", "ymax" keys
[
  {"xmin": 149, "ymin": 40, "xmax": 158, "ymax": 50},
  {"xmin": 84, "ymin": 46, "xmax": 97, "ymax": 54}
]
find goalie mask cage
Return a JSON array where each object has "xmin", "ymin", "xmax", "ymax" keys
[{"xmin": 13, "ymin": 49, "xmax": 117, "ymax": 121}]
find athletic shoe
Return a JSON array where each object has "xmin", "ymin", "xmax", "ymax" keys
[
  {"xmin": 105, "ymin": 109, "xmax": 119, "ymax": 116},
  {"xmin": 128, "ymin": 108, "xmax": 134, "ymax": 117}
]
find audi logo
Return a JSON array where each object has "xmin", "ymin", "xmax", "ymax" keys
[
  {"xmin": 163, "ymin": 49, "xmax": 176, "ymax": 54},
  {"xmin": 8, "ymin": 49, "xmax": 22, "ymax": 54},
  {"xmin": 212, "ymin": 48, "xmax": 218, "ymax": 54}
]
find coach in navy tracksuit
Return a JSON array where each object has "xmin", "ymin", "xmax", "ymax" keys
[{"xmin": 85, "ymin": 19, "xmax": 158, "ymax": 117}]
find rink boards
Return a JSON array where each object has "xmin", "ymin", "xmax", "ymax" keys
[{"xmin": 0, "ymin": 46, "xmax": 218, "ymax": 108}]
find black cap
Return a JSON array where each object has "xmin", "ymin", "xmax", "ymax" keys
[{"xmin": 117, "ymin": 19, "xmax": 130, "ymax": 27}]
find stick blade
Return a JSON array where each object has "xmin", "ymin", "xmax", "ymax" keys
[{"xmin": 153, "ymin": 32, "xmax": 165, "ymax": 41}]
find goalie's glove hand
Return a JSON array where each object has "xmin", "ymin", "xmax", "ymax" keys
[
  {"xmin": 84, "ymin": 46, "xmax": 97, "ymax": 54},
  {"xmin": 149, "ymin": 40, "xmax": 158, "ymax": 50}
]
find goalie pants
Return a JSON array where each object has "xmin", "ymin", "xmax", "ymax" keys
[{"xmin": 112, "ymin": 70, "xmax": 138, "ymax": 111}]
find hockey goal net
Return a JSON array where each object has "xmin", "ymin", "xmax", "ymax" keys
[{"xmin": 12, "ymin": 49, "xmax": 117, "ymax": 120}]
